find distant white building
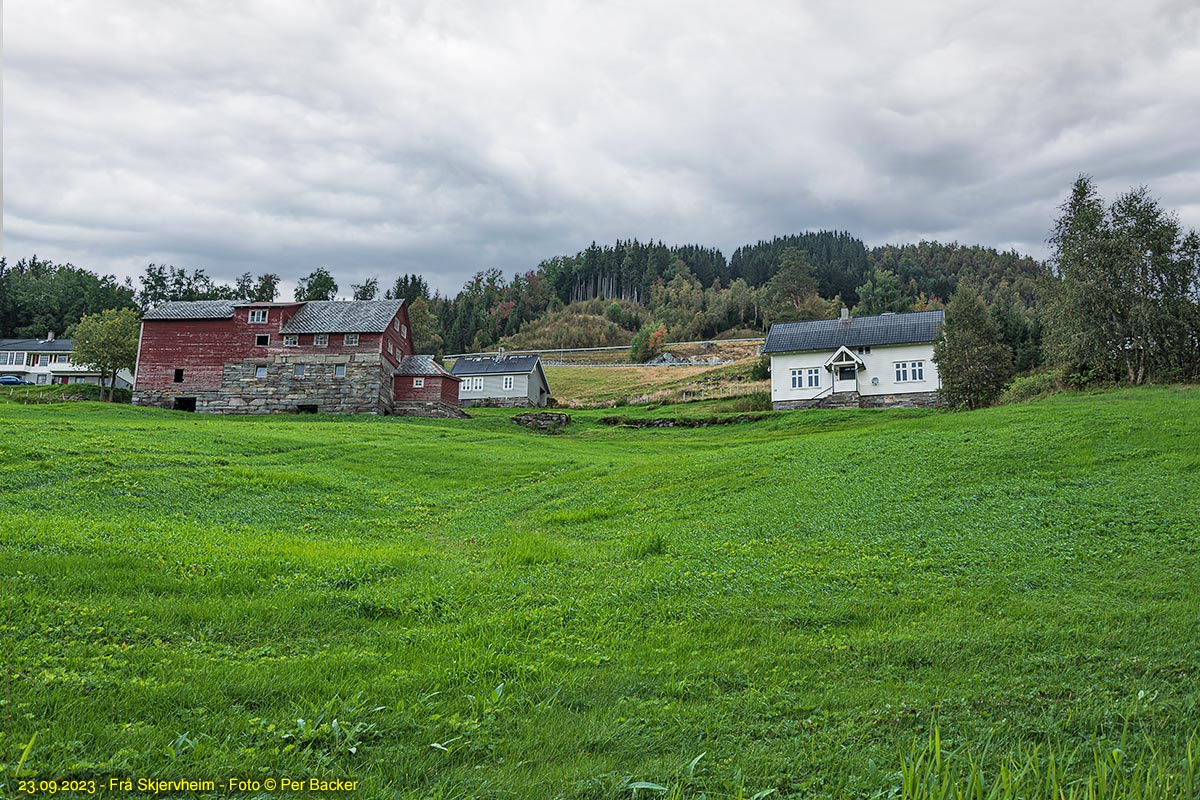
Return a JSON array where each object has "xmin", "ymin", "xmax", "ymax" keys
[
  {"xmin": 450, "ymin": 354, "xmax": 551, "ymax": 408},
  {"xmin": 0, "ymin": 334, "xmax": 133, "ymax": 388},
  {"xmin": 763, "ymin": 309, "xmax": 943, "ymax": 409}
]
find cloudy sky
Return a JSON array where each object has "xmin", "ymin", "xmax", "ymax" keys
[{"xmin": 5, "ymin": 1, "xmax": 1199, "ymax": 296}]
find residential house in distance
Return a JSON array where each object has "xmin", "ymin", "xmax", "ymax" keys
[
  {"xmin": 133, "ymin": 299, "xmax": 460, "ymax": 416},
  {"xmin": 0, "ymin": 334, "xmax": 134, "ymax": 388},
  {"xmin": 763, "ymin": 309, "xmax": 944, "ymax": 409},
  {"xmin": 450, "ymin": 354, "xmax": 551, "ymax": 408}
]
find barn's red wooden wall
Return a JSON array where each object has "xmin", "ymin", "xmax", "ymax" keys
[{"xmin": 393, "ymin": 374, "xmax": 460, "ymax": 405}]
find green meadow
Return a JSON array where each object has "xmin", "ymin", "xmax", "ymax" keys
[{"xmin": 2, "ymin": 388, "xmax": 1199, "ymax": 798}]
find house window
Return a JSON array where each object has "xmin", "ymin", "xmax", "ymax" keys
[
  {"xmin": 790, "ymin": 369, "xmax": 803, "ymax": 390},
  {"xmin": 895, "ymin": 361, "xmax": 924, "ymax": 382},
  {"xmin": 37, "ymin": 374, "xmax": 48, "ymax": 385},
  {"xmin": 173, "ymin": 368, "xmax": 184, "ymax": 383},
  {"xmin": 255, "ymin": 334, "xmax": 270, "ymax": 346},
  {"xmin": 503, "ymin": 375, "xmax": 514, "ymax": 391},
  {"xmin": 284, "ymin": 334, "xmax": 298, "ymax": 347},
  {"xmin": 248, "ymin": 309, "xmax": 268, "ymax": 324},
  {"xmin": 293, "ymin": 364, "xmax": 306, "ymax": 377},
  {"xmin": 807, "ymin": 368, "xmax": 821, "ymax": 387},
  {"xmin": 413, "ymin": 377, "xmax": 425, "ymax": 388},
  {"xmin": 857, "ymin": 346, "xmax": 872, "ymax": 355},
  {"xmin": 334, "ymin": 364, "xmax": 346, "ymax": 377},
  {"xmin": 345, "ymin": 334, "xmax": 359, "ymax": 346},
  {"xmin": 38, "ymin": 354, "xmax": 50, "ymax": 366},
  {"xmin": 387, "ymin": 340, "xmax": 394, "ymax": 355},
  {"xmin": 255, "ymin": 366, "xmax": 268, "ymax": 378},
  {"xmin": 54, "ymin": 354, "xmax": 69, "ymax": 364},
  {"xmin": 314, "ymin": 334, "xmax": 328, "ymax": 347}
]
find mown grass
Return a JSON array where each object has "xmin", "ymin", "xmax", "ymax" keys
[{"xmin": 1, "ymin": 387, "xmax": 1199, "ymax": 798}]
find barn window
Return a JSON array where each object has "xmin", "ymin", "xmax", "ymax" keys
[
  {"xmin": 248, "ymin": 309, "xmax": 268, "ymax": 324},
  {"xmin": 293, "ymin": 364, "xmax": 306, "ymax": 377},
  {"xmin": 284, "ymin": 334, "xmax": 298, "ymax": 347},
  {"xmin": 413, "ymin": 377, "xmax": 425, "ymax": 388},
  {"xmin": 344, "ymin": 334, "xmax": 359, "ymax": 346},
  {"xmin": 255, "ymin": 366, "xmax": 268, "ymax": 378},
  {"xmin": 314, "ymin": 334, "xmax": 328, "ymax": 347},
  {"xmin": 255, "ymin": 334, "xmax": 269, "ymax": 346},
  {"xmin": 387, "ymin": 340, "xmax": 394, "ymax": 355},
  {"xmin": 393, "ymin": 319, "xmax": 400, "ymax": 331},
  {"xmin": 401, "ymin": 324, "xmax": 407, "ymax": 338},
  {"xmin": 503, "ymin": 376, "xmax": 514, "ymax": 391},
  {"xmin": 334, "ymin": 364, "xmax": 346, "ymax": 377},
  {"xmin": 173, "ymin": 368, "xmax": 184, "ymax": 383}
]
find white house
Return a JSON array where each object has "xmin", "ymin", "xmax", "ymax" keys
[
  {"xmin": 0, "ymin": 334, "xmax": 134, "ymax": 388},
  {"xmin": 763, "ymin": 309, "xmax": 943, "ymax": 409},
  {"xmin": 450, "ymin": 354, "xmax": 551, "ymax": 408}
]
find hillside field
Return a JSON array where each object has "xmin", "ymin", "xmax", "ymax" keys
[{"xmin": 2, "ymin": 389, "xmax": 1199, "ymax": 798}]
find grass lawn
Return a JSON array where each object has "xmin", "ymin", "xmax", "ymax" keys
[{"xmin": 2, "ymin": 387, "xmax": 1199, "ymax": 798}]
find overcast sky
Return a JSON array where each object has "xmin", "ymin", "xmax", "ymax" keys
[{"xmin": 5, "ymin": 1, "xmax": 1199, "ymax": 297}]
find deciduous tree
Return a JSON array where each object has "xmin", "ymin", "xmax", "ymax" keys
[
  {"xmin": 69, "ymin": 308, "xmax": 141, "ymax": 401},
  {"xmin": 933, "ymin": 283, "xmax": 1013, "ymax": 409}
]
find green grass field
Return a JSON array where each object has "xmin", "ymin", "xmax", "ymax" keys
[{"xmin": 2, "ymin": 388, "xmax": 1199, "ymax": 798}]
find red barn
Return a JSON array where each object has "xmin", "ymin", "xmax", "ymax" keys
[
  {"xmin": 393, "ymin": 355, "xmax": 463, "ymax": 417},
  {"xmin": 134, "ymin": 299, "xmax": 460, "ymax": 416}
]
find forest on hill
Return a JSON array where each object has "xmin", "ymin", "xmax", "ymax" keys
[{"xmin": 0, "ymin": 230, "xmax": 1045, "ymax": 370}]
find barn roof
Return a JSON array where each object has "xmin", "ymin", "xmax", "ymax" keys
[
  {"xmin": 278, "ymin": 300, "xmax": 404, "ymax": 334},
  {"xmin": 449, "ymin": 354, "xmax": 542, "ymax": 376},
  {"xmin": 142, "ymin": 300, "xmax": 240, "ymax": 320},
  {"xmin": 0, "ymin": 337, "xmax": 75, "ymax": 352},
  {"xmin": 762, "ymin": 310, "xmax": 944, "ymax": 354},
  {"xmin": 395, "ymin": 355, "xmax": 459, "ymax": 380}
]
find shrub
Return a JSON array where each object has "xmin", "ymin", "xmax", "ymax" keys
[
  {"xmin": 1000, "ymin": 371, "xmax": 1061, "ymax": 404},
  {"xmin": 727, "ymin": 391, "xmax": 772, "ymax": 412},
  {"xmin": 749, "ymin": 355, "xmax": 771, "ymax": 381}
]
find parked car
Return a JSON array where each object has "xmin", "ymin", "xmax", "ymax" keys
[{"xmin": 0, "ymin": 375, "xmax": 34, "ymax": 385}]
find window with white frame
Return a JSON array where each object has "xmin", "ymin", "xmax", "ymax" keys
[
  {"xmin": 807, "ymin": 368, "xmax": 821, "ymax": 387},
  {"xmin": 503, "ymin": 375, "xmax": 514, "ymax": 391},
  {"xmin": 344, "ymin": 334, "xmax": 359, "ymax": 346},
  {"xmin": 284, "ymin": 334, "xmax": 298, "ymax": 347},
  {"xmin": 466, "ymin": 377, "xmax": 483, "ymax": 392},
  {"xmin": 401, "ymin": 324, "xmax": 407, "ymax": 338},
  {"xmin": 387, "ymin": 340, "xmax": 394, "ymax": 355},
  {"xmin": 248, "ymin": 309, "xmax": 268, "ymax": 324},
  {"xmin": 413, "ymin": 377, "xmax": 425, "ymax": 388},
  {"xmin": 895, "ymin": 361, "xmax": 925, "ymax": 382},
  {"xmin": 393, "ymin": 319, "xmax": 400, "ymax": 331},
  {"xmin": 790, "ymin": 369, "xmax": 804, "ymax": 389},
  {"xmin": 38, "ymin": 354, "xmax": 49, "ymax": 366},
  {"xmin": 255, "ymin": 366, "xmax": 267, "ymax": 378},
  {"xmin": 334, "ymin": 364, "xmax": 346, "ymax": 377},
  {"xmin": 314, "ymin": 334, "xmax": 328, "ymax": 347},
  {"xmin": 37, "ymin": 374, "xmax": 48, "ymax": 385}
]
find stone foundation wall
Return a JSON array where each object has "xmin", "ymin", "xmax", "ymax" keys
[
  {"xmin": 461, "ymin": 397, "xmax": 535, "ymax": 409},
  {"xmin": 392, "ymin": 401, "xmax": 470, "ymax": 419},
  {"xmin": 859, "ymin": 391, "xmax": 940, "ymax": 409},
  {"xmin": 135, "ymin": 352, "xmax": 392, "ymax": 414},
  {"xmin": 773, "ymin": 390, "xmax": 940, "ymax": 411}
]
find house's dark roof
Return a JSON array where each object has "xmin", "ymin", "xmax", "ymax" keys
[
  {"xmin": 0, "ymin": 337, "xmax": 75, "ymax": 352},
  {"xmin": 449, "ymin": 354, "xmax": 542, "ymax": 376},
  {"xmin": 396, "ymin": 355, "xmax": 458, "ymax": 380},
  {"xmin": 143, "ymin": 300, "xmax": 240, "ymax": 320},
  {"xmin": 762, "ymin": 310, "xmax": 944, "ymax": 354},
  {"xmin": 279, "ymin": 300, "xmax": 403, "ymax": 334}
]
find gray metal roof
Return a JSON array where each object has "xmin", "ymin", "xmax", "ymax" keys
[
  {"xmin": 762, "ymin": 310, "xmax": 944, "ymax": 353},
  {"xmin": 142, "ymin": 300, "xmax": 240, "ymax": 320},
  {"xmin": 0, "ymin": 337, "xmax": 75, "ymax": 352},
  {"xmin": 279, "ymin": 300, "xmax": 403, "ymax": 334},
  {"xmin": 396, "ymin": 355, "xmax": 458, "ymax": 379},
  {"xmin": 449, "ymin": 354, "xmax": 542, "ymax": 376}
]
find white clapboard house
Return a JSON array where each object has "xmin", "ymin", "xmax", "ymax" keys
[{"xmin": 763, "ymin": 309, "xmax": 943, "ymax": 409}]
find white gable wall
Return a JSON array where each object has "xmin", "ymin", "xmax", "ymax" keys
[{"xmin": 770, "ymin": 342, "xmax": 939, "ymax": 403}]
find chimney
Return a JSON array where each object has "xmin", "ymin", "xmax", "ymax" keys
[
  {"xmin": 47, "ymin": 331, "xmax": 56, "ymax": 341},
  {"xmin": 839, "ymin": 308, "xmax": 850, "ymax": 322}
]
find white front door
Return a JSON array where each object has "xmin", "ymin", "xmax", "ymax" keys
[{"xmin": 833, "ymin": 365, "xmax": 858, "ymax": 393}]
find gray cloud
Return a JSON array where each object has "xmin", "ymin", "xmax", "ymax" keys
[{"xmin": 5, "ymin": 0, "xmax": 1199, "ymax": 295}]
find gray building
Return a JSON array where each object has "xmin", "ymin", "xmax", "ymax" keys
[{"xmin": 450, "ymin": 354, "xmax": 551, "ymax": 408}]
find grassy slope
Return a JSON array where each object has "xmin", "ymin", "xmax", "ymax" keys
[
  {"xmin": 547, "ymin": 358, "xmax": 766, "ymax": 406},
  {"xmin": 2, "ymin": 389, "xmax": 1199, "ymax": 798}
]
